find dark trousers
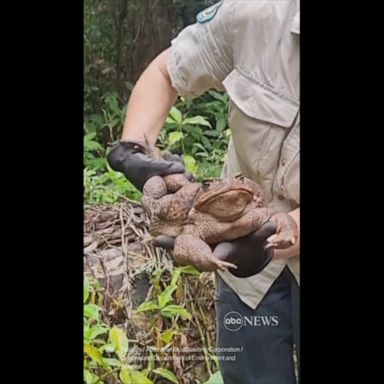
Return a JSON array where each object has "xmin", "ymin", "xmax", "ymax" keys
[{"xmin": 215, "ymin": 267, "xmax": 300, "ymax": 384}]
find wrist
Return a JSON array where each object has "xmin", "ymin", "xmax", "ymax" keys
[
  {"xmin": 118, "ymin": 140, "xmax": 146, "ymax": 152},
  {"xmin": 273, "ymin": 245, "xmax": 299, "ymax": 260}
]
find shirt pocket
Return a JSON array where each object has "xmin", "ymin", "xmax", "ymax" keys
[
  {"xmin": 223, "ymin": 67, "xmax": 299, "ymax": 128},
  {"xmin": 222, "ymin": 67, "xmax": 299, "ymax": 188}
]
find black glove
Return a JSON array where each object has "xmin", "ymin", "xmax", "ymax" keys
[
  {"xmin": 107, "ymin": 141, "xmax": 185, "ymax": 191},
  {"xmin": 213, "ymin": 222, "xmax": 277, "ymax": 278},
  {"xmin": 154, "ymin": 222, "xmax": 277, "ymax": 278}
]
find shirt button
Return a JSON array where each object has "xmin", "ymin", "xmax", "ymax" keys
[
  {"xmin": 281, "ymin": 159, "xmax": 286, "ymax": 166},
  {"xmin": 278, "ymin": 194, "xmax": 284, "ymax": 200}
]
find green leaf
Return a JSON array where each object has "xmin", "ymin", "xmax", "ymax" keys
[
  {"xmin": 84, "ymin": 304, "xmax": 99, "ymax": 320},
  {"xmin": 84, "ymin": 140, "xmax": 104, "ymax": 152},
  {"xmin": 130, "ymin": 370, "xmax": 154, "ymax": 384},
  {"xmin": 109, "ymin": 327, "xmax": 129, "ymax": 361},
  {"xmin": 136, "ymin": 301, "xmax": 159, "ymax": 312},
  {"xmin": 208, "ymin": 90, "xmax": 228, "ymax": 103},
  {"xmin": 84, "ymin": 279, "xmax": 89, "ymax": 303},
  {"xmin": 203, "ymin": 370, "xmax": 224, "ymax": 384},
  {"xmin": 158, "ymin": 285, "xmax": 177, "ymax": 308},
  {"xmin": 201, "ymin": 136, "xmax": 212, "ymax": 150},
  {"xmin": 177, "ymin": 265, "xmax": 201, "ymax": 275},
  {"xmin": 184, "ymin": 125, "xmax": 203, "ymax": 140},
  {"xmin": 84, "ymin": 132, "xmax": 97, "ymax": 141},
  {"xmin": 182, "ymin": 154, "xmax": 198, "ymax": 175},
  {"xmin": 86, "ymin": 158, "xmax": 106, "ymax": 171},
  {"xmin": 168, "ymin": 131, "xmax": 183, "ymax": 145},
  {"xmin": 160, "ymin": 305, "xmax": 192, "ymax": 320},
  {"xmin": 100, "ymin": 344, "xmax": 115, "ymax": 353},
  {"xmin": 102, "ymin": 357, "xmax": 121, "ymax": 367},
  {"xmin": 182, "ymin": 115, "xmax": 211, "ymax": 128},
  {"xmin": 147, "ymin": 349, "xmax": 155, "ymax": 371},
  {"xmin": 171, "ymin": 265, "xmax": 200, "ymax": 286},
  {"xmin": 195, "ymin": 151, "xmax": 209, "ymax": 158},
  {"xmin": 120, "ymin": 366, "xmax": 154, "ymax": 384},
  {"xmin": 84, "ymin": 344, "xmax": 103, "ymax": 365},
  {"xmin": 216, "ymin": 117, "xmax": 226, "ymax": 132},
  {"xmin": 170, "ymin": 269, "xmax": 182, "ymax": 287},
  {"xmin": 106, "ymin": 95, "xmax": 121, "ymax": 116},
  {"xmin": 84, "ymin": 369, "xmax": 93, "ymax": 384},
  {"xmin": 119, "ymin": 366, "xmax": 131, "ymax": 384},
  {"xmin": 161, "ymin": 329, "xmax": 175, "ymax": 344},
  {"xmin": 153, "ymin": 368, "xmax": 179, "ymax": 384},
  {"xmin": 85, "ymin": 325, "xmax": 108, "ymax": 341},
  {"xmin": 169, "ymin": 106, "xmax": 183, "ymax": 124},
  {"xmin": 203, "ymin": 130, "xmax": 220, "ymax": 137},
  {"xmin": 166, "ymin": 116, "xmax": 177, "ymax": 124},
  {"xmin": 182, "ymin": 125, "xmax": 194, "ymax": 134},
  {"xmin": 193, "ymin": 143, "xmax": 208, "ymax": 154},
  {"xmin": 109, "ymin": 118, "xmax": 120, "ymax": 128}
]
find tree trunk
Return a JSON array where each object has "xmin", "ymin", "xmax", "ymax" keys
[{"xmin": 130, "ymin": 0, "xmax": 174, "ymax": 82}]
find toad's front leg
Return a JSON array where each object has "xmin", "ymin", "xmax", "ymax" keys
[{"xmin": 265, "ymin": 212, "xmax": 298, "ymax": 249}]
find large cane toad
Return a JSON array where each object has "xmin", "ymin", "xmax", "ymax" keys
[{"xmin": 142, "ymin": 173, "xmax": 298, "ymax": 272}]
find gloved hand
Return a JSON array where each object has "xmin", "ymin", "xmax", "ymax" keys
[
  {"xmin": 213, "ymin": 222, "xmax": 277, "ymax": 278},
  {"xmin": 107, "ymin": 141, "xmax": 185, "ymax": 191},
  {"xmin": 154, "ymin": 222, "xmax": 277, "ymax": 278}
]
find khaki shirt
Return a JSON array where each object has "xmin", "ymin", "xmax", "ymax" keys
[{"xmin": 168, "ymin": 0, "xmax": 300, "ymax": 309}]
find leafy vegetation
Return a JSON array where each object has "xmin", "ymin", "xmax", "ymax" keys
[
  {"xmin": 159, "ymin": 91, "xmax": 231, "ymax": 179},
  {"xmin": 84, "ymin": 266, "xmax": 223, "ymax": 384},
  {"xmin": 84, "ymin": 1, "xmax": 230, "ymax": 382},
  {"xmin": 84, "ymin": 1, "xmax": 231, "ymax": 205},
  {"xmin": 84, "ymin": 90, "xmax": 230, "ymax": 205}
]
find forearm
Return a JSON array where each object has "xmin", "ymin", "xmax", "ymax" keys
[
  {"xmin": 121, "ymin": 48, "xmax": 177, "ymax": 145},
  {"xmin": 273, "ymin": 208, "xmax": 300, "ymax": 260}
]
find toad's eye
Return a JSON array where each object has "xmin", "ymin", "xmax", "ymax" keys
[{"xmin": 202, "ymin": 181, "xmax": 211, "ymax": 190}]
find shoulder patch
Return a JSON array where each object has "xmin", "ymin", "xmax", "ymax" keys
[{"xmin": 196, "ymin": 1, "xmax": 223, "ymax": 24}]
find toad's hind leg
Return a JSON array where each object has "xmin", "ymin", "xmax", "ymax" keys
[{"xmin": 173, "ymin": 234, "xmax": 237, "ymax": 272}]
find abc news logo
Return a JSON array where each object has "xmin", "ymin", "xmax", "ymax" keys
[{"xmin": 223, "ymin": 311, "xmax": 279, "ymax": 331}]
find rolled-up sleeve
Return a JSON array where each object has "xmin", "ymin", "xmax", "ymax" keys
[{"xmin": 167, "ymin": 0, "xmax": 235, "ymax": 99}]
